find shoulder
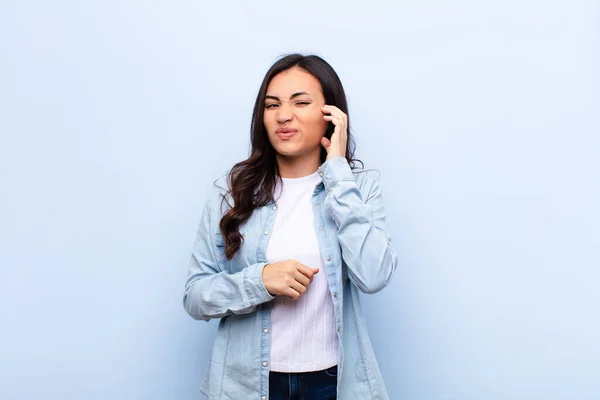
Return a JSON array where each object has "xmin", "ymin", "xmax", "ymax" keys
[
  {"xmin": 204, "ymin": 174, "xmax": 233, "ymax": 216},
  {"xmin": 212, "ymin": 174, "xmax": 230, "ymax": 194}
]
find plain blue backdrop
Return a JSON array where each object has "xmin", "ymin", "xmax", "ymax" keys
[{"xmin": 1, "ymin": 1, "xmax": 599, "ymax": 399}]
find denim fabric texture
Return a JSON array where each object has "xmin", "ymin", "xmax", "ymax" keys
[
  {"xmin": 269, "ymin": 366, "xmax": 338, "ymax": 400},
  {"xmin": 183, "ymin": 157, "xmax": 398, "ymax": 399}
]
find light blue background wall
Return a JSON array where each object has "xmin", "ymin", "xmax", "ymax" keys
[{"xmin": 1, "ymin": 1, "xmax": 598, "ymax": 399}]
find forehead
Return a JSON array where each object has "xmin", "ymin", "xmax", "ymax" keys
[{"xmin": 266, "ymin": 67, "xmax": 323, "ymax": 96}]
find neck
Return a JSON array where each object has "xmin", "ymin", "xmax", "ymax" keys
[{"xmin": 276, "ymin": 149, "xmax": 322, "ymax": 178}]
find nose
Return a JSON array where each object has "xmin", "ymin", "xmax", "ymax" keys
[{"xmin": 276, "ymin": 104, "xmax": 293, "ymax": 124}]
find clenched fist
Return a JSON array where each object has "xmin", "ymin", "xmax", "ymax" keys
[{"xmin": 262, "ymin": 260, "xmax": 319, "ymax": 300}]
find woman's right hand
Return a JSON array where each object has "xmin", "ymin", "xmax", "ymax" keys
[{"xmin": 262, "ymin": 260, "xmax": 319, "ymax": 300}]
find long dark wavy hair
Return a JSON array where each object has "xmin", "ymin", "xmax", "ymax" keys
[{"xmin": 219, "ymin": 53, "xmax": 363, "ymax": 260}]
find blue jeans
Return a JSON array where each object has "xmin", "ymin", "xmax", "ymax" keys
[{"xmin": 269, "ymin": 366, "xmax": 338, "ymax": 400}]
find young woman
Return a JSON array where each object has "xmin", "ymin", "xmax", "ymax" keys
[{"xmin": 183, "ymin": 54, "xmax": 398, "ymax": 400}]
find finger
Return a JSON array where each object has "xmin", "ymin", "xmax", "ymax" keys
[
  {"xmin": 297, "ymin": 264, "xmax": 317, "ymax": 280},
  {"xmin": 294, "ymin": 271, "xmax": 311, "ymax": 286},
  {"xmin": 323, "ymin": 115, "xmax": 346, "ymax": 134},
  {"xmin": 321, "ymin": 104, "xmax": 342, "ymax": 114},
  {"xmin": 283, "ymin": 287, "xmax": 302, "ymax": 300},
  {"xmin": 322, "ymin": 111, "xmax": 342, "ymax": 119},
  {"xmin": 323, "ymin": 115, "xmax": 342, "ymax": 127},
  {"xmin": 289, "ymin": 279, "xmax": 307, "ymax": 295},
  {"xmin": 322, "ymin": 105, "xmax": 347, "ymax": 121},
  {"xmin": 321, "ymin": 137, "xmax": 331, "ymax": 152}
]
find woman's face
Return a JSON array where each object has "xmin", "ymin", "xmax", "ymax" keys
[{"xmin": 263, "ymin": 67, "xmax": 328, "ymax": 159}]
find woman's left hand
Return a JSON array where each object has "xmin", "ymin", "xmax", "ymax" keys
[{"xmin": 321, "ymin": 105, "xmax": 348, "ymax": 160}]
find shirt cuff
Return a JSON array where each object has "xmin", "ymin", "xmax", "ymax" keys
[
  {"xmin": 317, "ymin": 157, "xmax": 355, "ymax": 193},
  {"xmin": 243, "ymin": 262, "xmax": 276, "ymax": 305}
]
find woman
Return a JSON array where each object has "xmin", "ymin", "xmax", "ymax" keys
[{"xmin": 183, "ymin": 54, "xmax": 398, "ymax": 400}]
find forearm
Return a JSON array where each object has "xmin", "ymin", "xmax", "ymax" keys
[
  {"xmin": 183, "ymin": 261, "xmax": 274, "ymax": 321},
  {"xmin": 183, "ymin": 194, "xmax": 275, "ymax": 321},
  {"xmin": 319, "ymin": 157, "xmax": 398, "ymax": 293}
]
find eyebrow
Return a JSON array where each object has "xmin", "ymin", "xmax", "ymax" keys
[{"xmin": 265, "ymin": 91, "xmax": 311, "ymax": 101}]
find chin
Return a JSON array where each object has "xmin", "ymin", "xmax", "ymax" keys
[{"xmin": 276, "ymin": 150, "xmax": 304, "ymax": 158}]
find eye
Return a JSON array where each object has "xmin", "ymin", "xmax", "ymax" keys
[
  {"xmin": 295, "ymin": 101, "xmax": 310, "ymax": 106},
  {"xmin": 265, "ymin": 103, "xmax": 279, "ymax": 109}
]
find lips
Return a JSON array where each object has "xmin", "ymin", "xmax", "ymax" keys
[{"xmin": 276, "ymin": 128, "xmax": 298, "ymax": 139}]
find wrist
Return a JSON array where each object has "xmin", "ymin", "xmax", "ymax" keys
[{"xmin": 261, "ymin": 263, "xmax": 276, "ymax": 296}]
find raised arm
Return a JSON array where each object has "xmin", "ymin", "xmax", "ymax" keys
[{"xmin": 319, "ymin": 157, "xmax": 398, "ymax": 294}]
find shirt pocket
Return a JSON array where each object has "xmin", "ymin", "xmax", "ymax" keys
[{"xmin": 213, "ymin": 232, "xmax": 229, "ymax": 268}]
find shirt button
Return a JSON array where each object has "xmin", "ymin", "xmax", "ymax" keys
[
  {"xmin": 337, "ymin": 327, "xmax": 340, "ymax": 332},
  {"xmin": 264, "ymin": 231, "xmax": 269, "ymax": 235},
  {"xmin": 327, "ymin": 257, "xmax": 332, "ymax": 262},
  {"xmin": 319, "ymin": 226, "xmax": 323, "ymax": 231},
  {"xmin": 334, "ymin": 292, "xmax": 337, "ymax": 297},
  {"xmin": 314, "ymin": 202, "xmax": 319, "ymax": 207},
  {"xmin": 319, "ymin": 172, "xmax": 324, "ymax": 177},
  {"xmin": 272, "ymin": 205, "xmax": 277, "ymax": 210},
  {"xmin": 263, "ymin": 328, "xmax": 269, "ymax": 334},
  {"xmin": 262, "ymin": 361, "xmax": 268, "ymax": 367},
  {"xmin": 262, "ymin": 397, "xmax": 267, "ymax": 400}
]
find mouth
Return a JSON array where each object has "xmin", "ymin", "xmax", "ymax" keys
[{"xmin": 276, "ymin": 128, "xmax": 298, "ymax": 139}]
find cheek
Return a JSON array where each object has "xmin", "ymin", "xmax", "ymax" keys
[
  {"xmin": 300, "ymin": 109, "xmax": 328, "ymax": 136},
  {"xmin": 263, "ymin": 113, "xmax": 276, "ymax": 133}
]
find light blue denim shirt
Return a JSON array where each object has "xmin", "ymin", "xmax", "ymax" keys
[{"xmin": 183, "ymin": 157, "xmax": 398, "ymax": 399}]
